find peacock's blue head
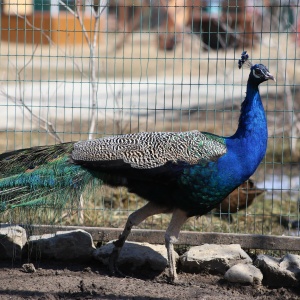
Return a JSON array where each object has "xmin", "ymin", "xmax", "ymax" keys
[
  {"xmin": 238, "ymin": 51, "xmax": 275, "ymax": 85},
  {"xmin": 249, "ymin": 64, "xmax": 275, "ymax": 85}
]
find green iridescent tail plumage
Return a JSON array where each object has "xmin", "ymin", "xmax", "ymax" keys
[{"xmin": 0, "ymin": 143, "xmax": 100, "ymax": 212}]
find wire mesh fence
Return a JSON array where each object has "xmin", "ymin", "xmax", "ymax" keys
[{"xmin": 0, "ymin": 1, "xmax": 299, "ymax": 239}]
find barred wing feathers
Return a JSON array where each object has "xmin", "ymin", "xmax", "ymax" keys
[{"xmin": 72, "ymin": 130, "xmax": 227, "ymax": 170}]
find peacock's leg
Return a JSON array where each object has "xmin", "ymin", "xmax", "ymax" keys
[
  {"xmin": 165, "ymin": 208, "xmax": 188, "ymax": 282},
  {"xmin": 109, "ymin": 201, "xmax": 169, "ymax": 276}
]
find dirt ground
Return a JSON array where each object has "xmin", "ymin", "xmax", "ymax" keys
[{"xmin": 0, "ymin": 260, "xmax": 299, "ymax": 300}]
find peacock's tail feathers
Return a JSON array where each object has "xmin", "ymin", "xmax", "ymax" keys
[
  {"xmin": 0, "ymin": 142, "xmax": 74, "ymax": 177},
  {"xmin": 0, "ymin": 143, "xmax": 101, "ymax": 213}
]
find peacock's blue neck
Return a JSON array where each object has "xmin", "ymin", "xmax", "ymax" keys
[
  {"xmin": 222, "ymin": 80, "xmax": 268, "ymax": 184},
  {"xmin": 233, "ymin": 81, "xmax": 267, "ymax": 140}
]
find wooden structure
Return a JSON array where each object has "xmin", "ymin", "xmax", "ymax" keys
[
  {"xmin": 107, "ymin": 0, "xmax": 150, "ymax": 49},
  {"xmin": 187, "ymin": 0, "xmax": 255, "ymax": 48},
  {"xmin": 0, "ymin": 12, "xmax": 105, "ymax": 45},
  {"xmin": 160, "ymin": 0, "xmax": 256, "ymax": 50},
  {"xmin": 21, "ymin": 224, "xmax": 300, "ymax": 252},
  {"xmin": 158, "ymin": 0, "xmax": 190, "ymax": 50},
  {"xmin": 110, "ymin": 0, "xmax": 256, "ymax": 50}
]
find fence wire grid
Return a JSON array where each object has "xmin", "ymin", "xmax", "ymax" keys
[{"xmin": 0, "ymin": 1, "xmax": 299, "ymax": 239}]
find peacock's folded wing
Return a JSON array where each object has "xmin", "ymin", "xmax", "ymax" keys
[{"xmin": 72, "ymin": 130, "xmax": 227, "ymax": 170}]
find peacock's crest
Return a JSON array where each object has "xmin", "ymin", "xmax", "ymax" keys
[{"xmin": 238, "ymin": 51, "xmax": 252, "ymax": 69}]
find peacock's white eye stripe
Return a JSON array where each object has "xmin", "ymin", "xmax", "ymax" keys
[{"xmin": 252, "ymin": 69, "xmax": 261, "ymax": 79}]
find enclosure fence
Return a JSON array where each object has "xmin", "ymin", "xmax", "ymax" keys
[{"xmin": 0, "ymin": 1, "xmax": 299, "ymax": 245}]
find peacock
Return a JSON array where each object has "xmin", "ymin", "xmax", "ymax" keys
[{"xmin": 0, "ymin": 51, "xmax": 274, "ymax": 282}]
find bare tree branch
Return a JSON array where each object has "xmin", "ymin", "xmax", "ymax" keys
[
  {"xmin": 88, "ymin": 4, "xmax": 103, "ymax": 140},
  {"xmin": 1, "ymin": 44, "xmax": 63, "ymax": 143},
  {"xmin": 0, "ymin": 91, "xmax": 62, "ymax": 143},
  {"xmin": 58, "ymin": 0, "xmax": 79, "ymax": 17},
  {"xmin": 75, "ymin": 0, "xmax": 92, "ymax": 48},
  {"xmin": 60, "ymin": 0, "xmax": 108, "ymax": 140},
  {"xmin": 15, "ymin": 13, "xmax": 87, "ymax": 78},
  {"xmin": 5, "ymin": 8, "xmax": 106, "ymax": 144},
  {"xmin": 8, "ymin": 1, "xmax": 108, "ymax": 142}
]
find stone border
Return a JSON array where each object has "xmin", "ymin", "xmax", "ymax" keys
[{"xmin": 1, "ymin": 225, "xmax": 299, "ymax": 287}]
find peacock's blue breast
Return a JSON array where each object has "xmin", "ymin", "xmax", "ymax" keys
[
  {"xmin": 176, "ymin": 160, "xmax": 236, "ymax": 216},
  {"xmin": 176, "ymin": 133, "xmax": 266, "ymax": 217}
]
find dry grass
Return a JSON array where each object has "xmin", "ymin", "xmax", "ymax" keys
[{"xmin": 2, "ymin": 180, "xmax": 298, "ymax": 237}]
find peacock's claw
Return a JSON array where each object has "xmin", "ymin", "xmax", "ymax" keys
[
  {"xmin": 109, "ymin": 246, "xmax": 125, "ymax": 277},
  {"xmin": 154, "ymin": 270, "xmax": 185, "ymax": 285},
  {"xmin": 109, "ymin": 265, "xmax": 126, "ymax": 278}
]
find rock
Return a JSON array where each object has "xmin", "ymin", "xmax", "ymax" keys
[
  {"xmin": 280, "ymin": 254, "xmax": 300, "ymax": 277},
  {"xmin": 179, "ymin": 244, "xmax": 252, "ymax": 274},
  {"xmin": 224, "ymin": 263, "xmax": 263, "ymax": 284},
  {"xmin": 0, "ymin": 225, "xmax": 27, "ymax": 260},
  {"xmin": 27, "ymin": 229, "xmax": 95, "ymax": 262},
  {"xmin": 22, "ymin": 263, "xmax": 36, "ymax": 273},
  {"xmin": 254, "ymin": 254, "xmax": 299, "ymax": 287},
  {"xmin": 93, "ymin": 241, "xmax": 178, "ymax": 272}
]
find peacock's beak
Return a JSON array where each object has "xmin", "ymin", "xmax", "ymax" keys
[{"xmin": 266, "ymin": 72, "xmax": 276, "ymax": 82}]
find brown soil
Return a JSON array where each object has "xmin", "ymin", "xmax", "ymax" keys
[{"xmin": 0, "ymin": 260, "xmax": 299, "ymax": 300}]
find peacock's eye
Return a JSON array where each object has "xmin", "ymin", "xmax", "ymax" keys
[{"xmin": 254, "ymin": 69, "xmax": 262, "ymax": 76}]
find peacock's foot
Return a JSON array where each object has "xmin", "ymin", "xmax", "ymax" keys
[
  {"xmin": 108, "ymin": 246, "xmax": 125, "ymax": 277},
  {"xmin": 154, "ymin": 269, "xmax": 187, "ymax": 286},
  {"xmin": 167, "ymin": 269, "xmax": 179, "ymax": 285},
  {"xmin": 109, "ymin": 265, "xmax": 126, "ymax": 278}
]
